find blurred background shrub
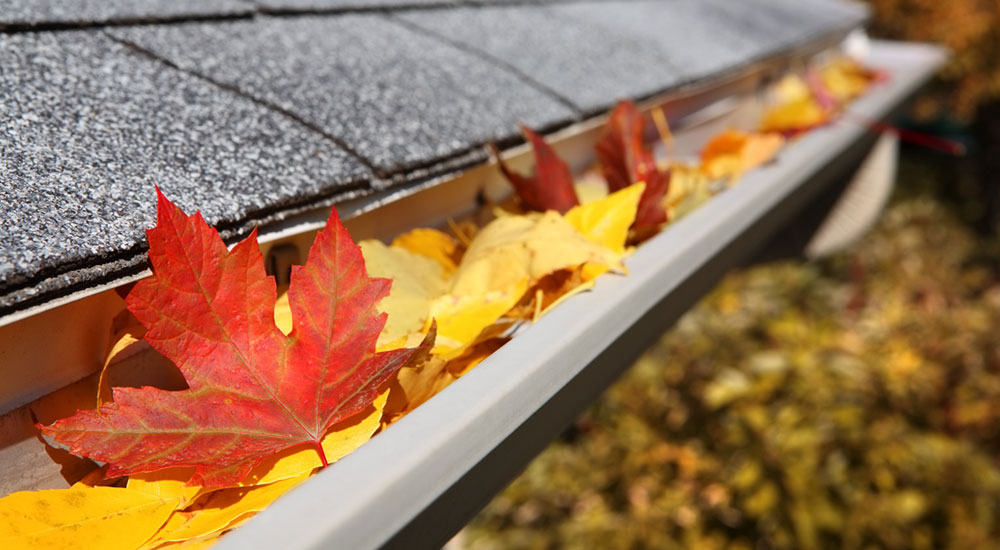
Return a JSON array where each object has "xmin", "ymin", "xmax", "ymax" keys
[{"xmin": 867, "ymin": 0, "xmax": 1000, "ymax": 121}]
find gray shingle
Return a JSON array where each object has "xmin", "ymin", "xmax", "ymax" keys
[
  {"xmin": 398, "ymin": 0, "xmax": 865, "ymax": 114},
  {"xmin": 557, "ymin": 0, "xmax": 773, "ymax": 78},
  {"xmin": 696, "ymin": 0, "xmax": 866, "ymax": 54},
  {"xmin": 0, "ymin": 30, "xmax": 371, "ymax": 312},
  {"xmin": 397, "ymin": 2, "xmax": 713, "ymax": 114},
  {"xmin": 111, "ymin": 15, "xmax": 577, "ymax": 178},
  {"xmin": 0, "ymin": 0, "xmax": 253, "ymax": 29},
  {"xmin": 254, "ymin": 0, "xmax": 457, "ymax": 12}
]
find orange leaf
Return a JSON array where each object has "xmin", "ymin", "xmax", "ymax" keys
[{"xmin": 701, "ymin": 129, "xmax": 784, "ymax": 181}]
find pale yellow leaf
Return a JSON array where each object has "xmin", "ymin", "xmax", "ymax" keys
[
  {"xmin": 148, "ymin": 533, "xmax": 226, "ymax": 549},
  {"xmin": 153, "ymin": 513, "xmax": 252, "ymax": 549},
  {"xmin": 391, "ymin": 228, "xmax": 462, "ymax": 277},
  {"xmin": 97, "ymin": 310, "xmax": 145, "ymax": 406},
  {"xmin": 428, "ymin": 283, "xmax": 527, "ymax": 357},
  {"xmin": 821, "ymin": 58, "xmax": 873, "ymax": 103},
  {"xmin": 536, "ymin": 278, "xmax": 596, "ymax": 319},
  {"xmin": 430, "ymin": 211, "xmax": 622, "ymax": 356},
  {"xmin": 143, "ymin": 476, "xmax": 307, "ymax": 546},
  {"xmin": 360, "ymin": 240, "xmax": 448, "ymax": 347},
  {"xmin": 664, "ymin": 164, "xmax": 712, "ymax": 221},
  {"xmin": 273, "ymin": 291, "xmax": 293, "ymax": 336},
  {"xmin": 760, "ymin": 97, "xmax": 828, "ymax": 134},
  {"xmin": 771, "ymin": 74, "xmax": 812, "ymax": 103},
  {"xmin": 565, "ymin": 183, "xmax": 643, "ymax": 254},
  {"xmin": 445, "ymin": 338, "xmax": 508, "ymax": 378},
  {"xmin": 382, "ymin": 356, "xmax": 454, "ymax": 425},
  {"xmin": 452, "ymin": 212, "xmax": 622, "ymax": 296},
  {"xmin": 128, "ymin": 468, "xmax": 207, "ymax": 508},
  {"xmin": 572, "ymin": 179, "xmax": 609, "ymax": 205},
  {"xmin": 0, "ymin": 486, "xmax": 177, "ymax": 550}
]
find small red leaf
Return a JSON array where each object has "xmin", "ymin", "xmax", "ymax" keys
[
  {"xmin": 596, "ymin": 101, "xmax": 670, "ymax": 233},
  {"xmin": 494, "ymin": 125, "xmax": 580, "ymax": 214},
  {"xmin": 42, "ymin": 189, "xmax": 425, "ymax": 487}
]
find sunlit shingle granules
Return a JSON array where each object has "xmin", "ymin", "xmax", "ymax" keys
[
  {"xmin": 0, "ymin": 31, "xmax": 371, "ymax": 311},
  {"xmin": 110, "ymin": 15, "xmax": 577, "ymax": 175},
  {"xmin": 0, "ymin": 0, "xmax": 253, "ymax": 29}
]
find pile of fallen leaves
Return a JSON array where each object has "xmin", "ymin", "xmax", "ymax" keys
[
  {"xmin": 0, "ymin": 58, "xmax": 880, "ymax": 549},
  {"xmin": 463, "ymin": 190, "xmax": 1000, "ymax": 550}
]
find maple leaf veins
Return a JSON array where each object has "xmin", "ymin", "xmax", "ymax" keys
[{"xmin": 42, "ymin": 189, "xmax": 427, "ymax": 487}]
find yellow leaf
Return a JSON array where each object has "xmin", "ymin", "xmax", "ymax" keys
[
  {"xmin": 97, "ymin": 310, "xmax": 146, "ymax": 406},
  {"xmin": 505, "ymin": 268, "xmax": 594, "ymax": 322},
  {"xmin": 0, "ymin": 486, "xmax": 177, "ymax": 550},
  {"xmin": 664, "ymin": 164, "xmax": 712, "ymax": 221},
  {"xmin": 771, "ymin": 74, "xmax": 812, "ymax": 103},
  {"xmin": 739, "ymin": 133, "xmax": 784, "ymax": 171},
  {"xmin": 147, "ymin": 534, "xmax": 226, "ymax": 549},
  {"xmin": 383, "ymin": 336, "xmax": 511, "ymax": 427},
  {"xmin": 565, "ymin": 183, "xmax": 643, "ymax": 255},
  {"xmin": 273, "ymin": 291, "xmax": 293, "ymax": 336},
  {"xmin": 572, "ymin": 178, "xmax": 609, "ymax": 205},
  {"xmin": 382, "ymin": 356, "xmax": 454, "ymax": 425},
  {"xmin": 428, "ymin": 282, "xmax": 527, "ymax": 356},
  {"xmin": 431, "ymin": 212, "xmax": 622, "ymax": 356},
  {"xmin": 760, "ymin": 97, "xmax": 828, "ymax": 134},
  {"xmin": 820, "ymin": 58, "xmax": 875, "ymax": 103},
  {"xmin": 128, "ymin": 468, "xmax": 207, "ymax": 508},
  {"xmin": 446, "ymin": 338, "xmax": 508, "ymax": 378},
  {"xmin": 454, "ymin": 211, "xmax": 622, "ymax": 295},
  {"xmin": 145, "ymin": 514, "xmax": 254, "ymax": 548},
  {"xmin": 360, "ymin": 240, "xmax": 448, "ymax": 347},
  {"xmin": 143, "ymin": 476, "xmax": 307, "ymax": 546},
  {"xmin": 391, "ymin": 228, "xmax": 462, "ymax": 277},
  {"xmin": 535, "ymin": 277, "xmax": 596, "ymax": 320},
  {"xmin": 72, "ymin": 466, "xmax": 115, "ymax": 488},
  {"xmin": 700, "ymin": 130, "xmax": 784, "ymax": 182},
  {"xmin": 238, "ymin": 389, "xmax": 389, "ymax": 486}
]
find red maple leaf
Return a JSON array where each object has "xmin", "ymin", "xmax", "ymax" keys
[
  {"xmin": 494, "ymin": 124, "xmax": 580, "ymax": 214},
  {"xmin": 41, "ymin": 189, "xmax": 427, "ymax": 487},
  {"xmin": 595, "ymin": 101, "xmax": 670, "ymax": 234}
]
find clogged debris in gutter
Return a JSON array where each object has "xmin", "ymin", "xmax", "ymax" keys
[{"xmin": 0, "ymin": 57, "xmax": 895, "ymax": 549}]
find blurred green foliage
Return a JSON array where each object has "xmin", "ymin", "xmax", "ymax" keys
[{"xmin": 465, "ymin": 193, "xmax": 1000, "ymax": 549}]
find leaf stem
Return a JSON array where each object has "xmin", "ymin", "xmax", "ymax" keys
[{"xmin": 314, "ymin": 441, "xmax": 329, "ymax": 468}]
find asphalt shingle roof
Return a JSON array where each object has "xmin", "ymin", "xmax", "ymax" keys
[
  {"xmin": 0, "ymin": 0, "xmax": 867, "ymax": 318},
  {"xmin": 399, "ymin": 1, "xmax": 766, "ymax": 115},
  {"xmin": 253, "ymin": 0, "xmax": 458, "ymax": 11},
  {"xmin": 0, "ymin": 30, "xmax": 370, "ymax": 311},
  {"xmin": 110, "ymin": 15, "xmax": 576, "ymax": 178},
  {"xmin": 0, "ymin": 0, "xmax": 254, "ymax": 30}
]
